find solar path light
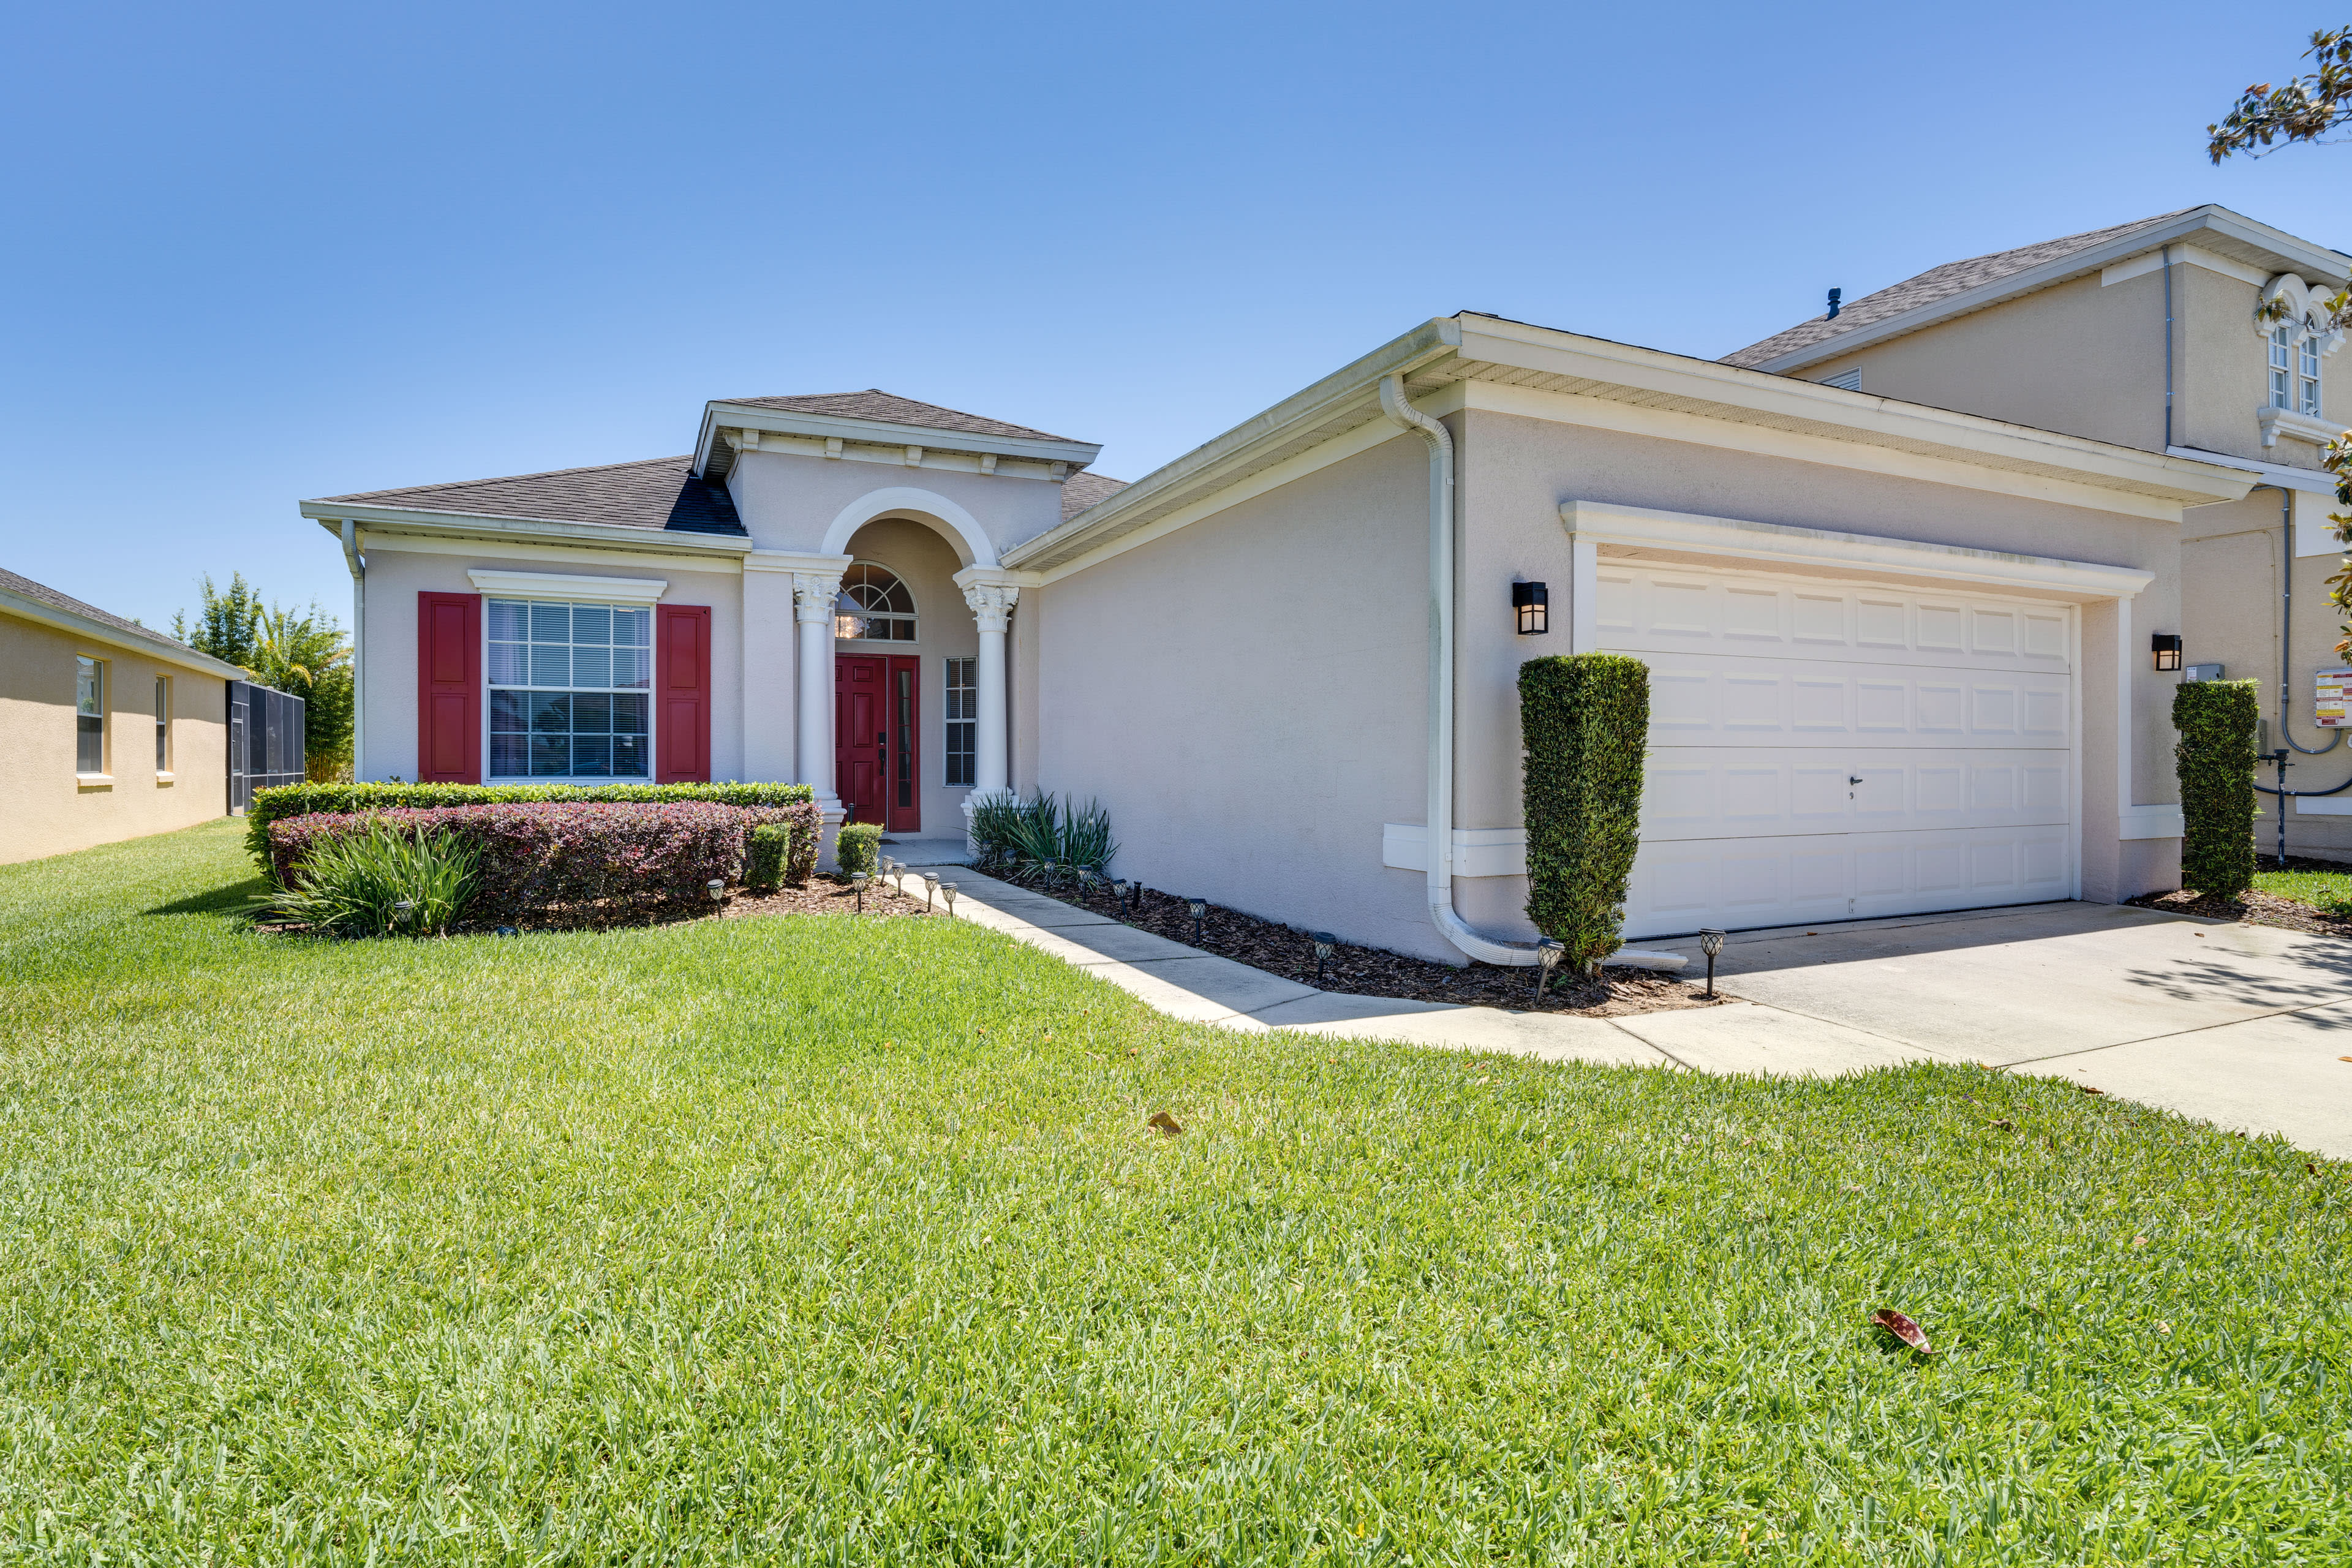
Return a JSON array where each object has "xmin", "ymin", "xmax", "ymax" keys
[
  {"xmin": 941, "ymin": 882, "xmax": 958, "ymax": 916},
  {"xmin": 923, "ymin": 873, "xmax": 940, "ymax": 911},
  {"xmin": 1534, "ymin": 937, "xmax": 1566, "ymax": 1003},
  {"xmin": 1311, "ymin": 931, "xmax": 1336, "ymax": 984},
  {"xmin": 1187, "ymin": 897, "xmax": 1207, "ymax": 943},
  {"xmin": 706, "ymin": 878, "xmax": 725, "ymax": 903},
  {"xmin": 1698, "ymin": 929, "xmax": 1727, "ymax": 998},
  {"xmin": 850, "ymin": 872, "xmax": 869, "ymax": 914}
]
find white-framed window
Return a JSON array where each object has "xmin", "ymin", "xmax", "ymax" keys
[
  {"xmin": 486, "ymin": 598, "xmax": 652, "ymax": 779},
  {"xmin": 75, "ymin": 655, "xmax": 105, "ymax": 775},
  {"xmin": 154, "ymin": 675, "xmax": 171, "ymax": 773},
  {"xmin": 2272, "ymin": 325, "xmax": 2295, "ymax": 410},
  {"xmin": 944, "ymin": 656, "xmax": 976, "ymax": 786},
  {"xmin": 2301, "ymin": 334, "xmax": 2323, "ymax": 418},
  {"xmin": 835, "ymin": 562, "xmax": 916, "ymax": 642}
]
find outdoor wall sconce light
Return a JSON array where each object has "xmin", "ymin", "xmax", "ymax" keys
[
  {"xmin": 2152, "ymin": 633, "xmax": 2184, "ymax": 672},
  {"xmin": 1533, "ymin": 937, "xmax": 1566, "ymax": 1001},
  {"xmin": 1187, "ymin": 897, "xmax": 1208, "ymax": 943},
  {"xmin": 1512, "ymin": 581, "xmax": 1550, "ymax": 636},
  {"xmin": 1698, "ymin": 928, "xmax": 1727, "ymax": 998},
  {"xmin": 849, "ymin": 872, "xmax": 869, "ymax": 913},
  {"xmin": 1311, "ymin": 931, "xmax": 1336, "ymax": 984}
]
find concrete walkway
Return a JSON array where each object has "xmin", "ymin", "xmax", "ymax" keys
[{"xmin": 892, "ymin": 866, "xmax": 2352, "ymax": 1158}]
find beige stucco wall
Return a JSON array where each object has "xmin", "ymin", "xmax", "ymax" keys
[
  {"xmin": 837, "ymin": 517, "xmax": 981, "ymax": 835},
  {"xmin": 724, "ymin": 448, "xmax": 1066, "ymax": 560},
  {"xmin": 1, "ymin": 611, "xmax": 228, "ymax": 863},
  {"xmin": 356, "ymin": 548, "xmax": 747, "ymax": 783}
]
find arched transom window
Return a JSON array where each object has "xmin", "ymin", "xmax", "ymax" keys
[{"xmin": 835, "ymin": 562, "xmax": 916, "ymax": 642}]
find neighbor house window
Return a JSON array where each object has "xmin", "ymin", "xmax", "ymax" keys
[
  {"xmin": 75, "ymin": 656, "xmax": 104, "ymax": 775},
  {"xmin": 835, "ymin": 563, "xmax": 916, "ymax": 641},
  {"xmin": 486, "ymin": 598, "xmax": 651, "ymax": 778},
  {"xmin": 944, "ymin": 657, "xmax": 976, "ymax": 786},
  {"xmin": 2301, "ymin": 334, "xmax": 2323, "ymax": 417},
  {"xmin": 2272, "ymin": 325, "xmax": 2295, "ymax": 409},
  {"xmin": 154, "ymin": 675, "xmax": 171, "ymax": 772}
]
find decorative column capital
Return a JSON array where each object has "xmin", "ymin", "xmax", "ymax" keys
[
  {"xmin": 962, "ymin": 580, "xmax": 1020, "ymax": 633},
  {"xmin": 792, "ymin": 571, "xmax": 844, "ymax": 625}
]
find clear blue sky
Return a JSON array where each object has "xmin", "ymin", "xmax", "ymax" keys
[{"xmin": 2, "ymin": 1, "xmax": 2343, "ymax": 633}]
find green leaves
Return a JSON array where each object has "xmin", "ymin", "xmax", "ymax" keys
[
  {"xmin": 2173, "ymin": 679, "xmax": 2260, "ymax": 896},
  {"xmin": 1520, "ymin": 654, "xmax": 1650, "ymax": 970}
]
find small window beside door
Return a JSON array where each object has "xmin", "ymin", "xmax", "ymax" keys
[
  {"xmin": 154, "ymin": 674, "xmax": 172, "ymax": 774},
  {"xmin": 75, "ymin": 656, "xmax": 105, "ymax": 776},
  {"xmin": 944, "ymin": 657, "xmax": 976, "ymax": 786}
]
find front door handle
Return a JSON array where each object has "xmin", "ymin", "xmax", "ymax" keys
[{"xmin": 1849, "ymin": 776, "xmax": 1863, "ymax": 785}]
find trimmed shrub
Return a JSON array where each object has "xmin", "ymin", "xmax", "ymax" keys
[
  {"xmin": 835, "ymin": 821, "xmax": 883, "ymax": 876},
  {"xmin": 744, "ymin": 801, "xmax": 823, "ymax": 892},
  {"xmin": 268, "ymin": 802, "xmax": 759, "ymax": 927},
  {"xmin": 252, "ymin": 822, "xmax": 479, "ymax": 937},
  {"xmin": 1520, "ymin": 654, "xmax": 1649, "ymax": 972},
  {"xmin": 244, "ymin": 781, "xmax": 815, "ymax": 878},
  {"xmin": 2174, "ymin": 678, "xmax": 2260, "ymax": 896}
]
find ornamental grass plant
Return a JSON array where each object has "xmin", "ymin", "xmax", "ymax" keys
[{"xmin": 249, "ymin": 821, "xmax": 477, "ymax": 937}]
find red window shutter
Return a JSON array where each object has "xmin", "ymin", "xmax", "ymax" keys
[
  {"xmin": 415, "ymin": 592, "xmax": 481, "ymax": 783},
  {"xmin": 656, "ymin": 604, "xmax": 711, "ymax": 783}
]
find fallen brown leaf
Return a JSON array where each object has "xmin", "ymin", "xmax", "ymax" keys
[
  {"xmin": 1871, "ymin": 1308, "xmax": 1932, "ymax": 1354},
  {"xmin": 2080, "ymin": 1085, "xmax": 2105, "ymax": 1096},
  {"xmin": 1989, "ymin": 1118, "xmax": 2015, "ymax": 1131},
  {"xmin": 2131, "ymin": 1234, "xmax": 2149, "ymax": 1248},
  {"xmin": 1147, "ymin": 1111, "xmax": 1183, "ymax": 1136}
]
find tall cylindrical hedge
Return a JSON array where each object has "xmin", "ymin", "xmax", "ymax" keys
[
  {"xmin": 2173, "ymin": 679, "xmax": 2260, "ymax": 896},
  {"xmin": 1521, "ymin": 654, "xmax": 1649, "ymax": 970}
]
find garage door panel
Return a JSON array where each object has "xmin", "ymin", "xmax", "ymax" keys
[
  {"xmin": 1624, "ymin": 827, "xmax": 2075, "ymax": 938},
  {"xmin": 1597, "ymin": 567, "xmax": 2073, "ymax": 673},
  {"xmin": 1639, "ymin": 749, "xmax": 2071, "ymax": 839},
  {"xmin": 1632, "ymin": 653, "xmax": 2071, "ymax": 748}
]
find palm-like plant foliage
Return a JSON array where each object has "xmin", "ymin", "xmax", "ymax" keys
[{"xmin": 251, "ymin": 822, "xmax": 478, "ymax": 937}]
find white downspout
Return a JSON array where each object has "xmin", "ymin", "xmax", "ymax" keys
[
  {"xmin": 340, "ymin": 518, "xmax": 365, "ymax": 782},
  {"xmin": 1378, "ymin": 374, "xmax": 1686, "ymax": 974}
]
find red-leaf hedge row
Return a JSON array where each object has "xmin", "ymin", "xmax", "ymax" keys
[{"xmin": 267, "ymin": 801, "xmax": 811, "ymax": 925}]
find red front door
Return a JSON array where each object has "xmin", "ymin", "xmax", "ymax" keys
[{"xmin": 835, "ymin": 654, "xmax": 921, "ymax": 831}]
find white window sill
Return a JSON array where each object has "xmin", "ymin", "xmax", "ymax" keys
[
  {"xmin": 154, "ymin": 772, "xmax": 175, "ymax": 786},
  {"xmin": 77, "ymin": 775, "xmax": 113, "ymax": 790}
]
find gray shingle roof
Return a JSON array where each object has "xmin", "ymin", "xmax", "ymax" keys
[
  {"xmin": 1059, "ymin": 469, "xmax": 1129, "ymax": 521},
  {"xmin": 718, "ymin": 389, "xmax": 1077, "ymax": 443},
  {"xmin": 310, "ymin": 457, "xmax": 745, "ymax": 535},
  {"xmin": 1722, "ymin": 209, "xmax": 2203, "ymax": 369},
  {"xmin": 0, "ymin": 565, "xmax": 221, "ymax": 663}
]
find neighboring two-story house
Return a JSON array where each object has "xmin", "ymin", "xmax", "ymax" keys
[{"xmin": 1725, "ymin": 205, "xmax": 2352, "ymax": 859}]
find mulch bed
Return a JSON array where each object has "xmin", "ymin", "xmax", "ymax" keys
[
  {"xmin": 2130, "ymin": 854, "xmax": 2352, "ymax": 939},
  {"xmin": 720, "ymin": 875, "xmax": 933, "ymax": 922},
  {"xmin": 1005, "ymin": 875, "xmax": 1724, "ymax": 1017}
]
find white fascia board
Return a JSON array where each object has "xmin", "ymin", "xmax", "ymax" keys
[
  {"xmin": 1002, "ymin": 317, "xmax": 1464, "ymax": 571},
  {"xmin": 303, "ymin": 505, "xmax": 752, "ymax": 558},
  {"xmin": 2166, "ymin": 446, "xmax": 2337, "ymax": 495},
  {"xmin": 466, "ymin": 569, "xmax": 668, "ymax": 602},
  {"xmin": 0, "ymin": 588, "xmax": 246, "ymax": 680},
  {"xmin": 1752, "ymin": 208, "xmax": 2352, "ymax": 375},
  {"xmin": 1561, "ymin": 499, "xmax": 2157, "ymax": 601},
  {"xmin": 696, "ymin": 403, "xmax": 1101, "ymax": 475},
  {"xmin": 743, "ymin": 549, "xmax": 856, "ymax": 575},
  {"xmin": 2101, "ymin": 246, "xmax": 2267, "ymax": 289},
  {"xmin": 1460, "ymin": 317, "xmax": 2253, "ymax": 508},
  {"xmin": 355, "ymin": 530, "xmax": 745, "ymax": 574}
]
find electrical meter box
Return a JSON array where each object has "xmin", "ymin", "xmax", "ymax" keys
[
  {"xmin": 2183, "ymin": 663, "xmax": 2226, "ymax": 682},
  {"xmin": 2317, "ymin": 668, "xmax": 2352, "ymax": 728}
]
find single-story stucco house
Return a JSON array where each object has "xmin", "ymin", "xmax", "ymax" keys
[
  {"xmin": 301, "ymin": 314, "xmax": 2254, "ymax": 963},
  {"xmin": 1, "ymin": 567, "xmax": 247, "ymax": 864}
]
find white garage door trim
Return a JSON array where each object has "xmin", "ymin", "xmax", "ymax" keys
[{"xmin": 1560, "ymin": 501, "xmax": 2149, "ymax": 939}]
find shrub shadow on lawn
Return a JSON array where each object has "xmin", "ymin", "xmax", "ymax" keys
[{"xmin": 143, "ymin": 878, "xmax": 271, "ymax": 918}]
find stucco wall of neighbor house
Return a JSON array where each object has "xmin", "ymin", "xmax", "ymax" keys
[
  {"xmin": 724, "ymin": 448, "xmax": 1066, "ymax": 563},
  {"xmin": 0, "ymin": 611, "xmax": 227, "ymax": 863},
  {"xmin": 1798, "ymin": 270, "xmax": 2166, "ymax": 451},
  {"xmin": 1031, "ymin": 434, "xmax": 1438, "ymax": 959},
  {"xmin": 1447, "ymin": 405, "xmax": 2186, "ymax": 929},
  {"xmin": 355, "ymin": 547, "xmax": 746, "ymax": 783},
  {"xmin": 837, "ymin": 517, "xmax": 982, "ymax": 835}
]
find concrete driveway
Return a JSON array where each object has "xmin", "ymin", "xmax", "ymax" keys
[
  {"xmin": 906, "ymin": 866, "xmax": 2352, "ymax": 1159},
  {"xmin": 1644, "ymin": 902, "xmax": 2352, "ymax": 1157}
]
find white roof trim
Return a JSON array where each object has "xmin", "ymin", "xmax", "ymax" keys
[
  {"xmin": 695, "ymin": 402, "xmax": 1100, "ymax": 479},
  {"xmin": 1561, "ymin": 499, "xmax": 2157, "ymax": 600},
  {"xmin": 304, "ymin": 505, "xmax": 752, "ymax": 556},
  {"xmin": 2166, "ymin": 446, "xmax": 2337, "ymax": 496},
  {"xmin": 0, "ymin": 585, "xmax": 246, "ymax": 679},
  {"xmin": 466, "ymin": 570, "xmax": 669, "ymax": 603},
  {"xmin": 1749, "ymin": 206, "xmax": 2352, "ymax": 375}
]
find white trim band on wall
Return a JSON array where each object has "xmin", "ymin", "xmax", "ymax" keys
[{"xmin": 465, "ymin": 570, "xmax": 669, "ymax": 602}]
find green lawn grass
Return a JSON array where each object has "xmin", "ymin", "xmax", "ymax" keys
[
  {"xmin": 1, "ymin": 820, "xmax": 2346, "ymax": 1564},
  {"xmin": 2252, "ymin": 867, "xmax": 2352, "ymax": 913}
]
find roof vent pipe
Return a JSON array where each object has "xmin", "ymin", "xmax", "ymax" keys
[
  {"xmin": 1377, "ymin": 372, "xmax": 1684, "ymax": 973},
  {"xmin": 1826, "ymin": 288, "xmax": 1842, "ymax": 321}
]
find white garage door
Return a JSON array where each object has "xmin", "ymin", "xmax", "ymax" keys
[{"xmin": 1601, "ymin": 562, "xmax": 2077, "ymax": 940}]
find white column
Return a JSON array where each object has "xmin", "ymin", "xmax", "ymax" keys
[
  {"xmin": 793, "ymin": 569, "xmax": 845, "ymax": 809},
  {"xmin": 962, "ymin": 578, "xmax": 1019, "ymax": 802}
]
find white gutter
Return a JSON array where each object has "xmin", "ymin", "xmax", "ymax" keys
[
  {"xmin": 340, "ymin": 518, "xmax": 365, "ymax": 780},
  {"xmin": 1379, "ymin": 374, "xmax": 1687, "ymax": 973}
]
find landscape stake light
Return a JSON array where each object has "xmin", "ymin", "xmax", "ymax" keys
[
  {"xmin": 850, "ymin": 872, "xmax": 869, "ymax": 913},
  {"xmin": 1187, "ymin": 897, "xmax": 1207, "ymax": 943},
  {"xmin": 941, "ymin": 882, "xmax": 958, "ymax": 915},
  {"xmin": 1534, "ymin": 937, "xmax": 1566, "ymax": 1002},
  {"xmin": 706, "ymin": 878, "xmax": 725, "ymax": 902},
  {"xmin": 1042, "ymin": 859, "xmax": 1058, "ymax": 889},
  {"xmin": 923, "ymin": 873, "xmax": 940, "ymax": 911},
  {"xmin": 2152, "ymin": 633, "xmax": 2184, "ymax": 672},
  {"xmin": 1512, "ymin": 580, "xmax": 1550, "ymax": 636},
  {"xmin": 1312, "ymin": 931, "xmax": 1336, "ymax": 984},
  {"xmin": 1699, "ymin": 928, "xmax": 1727, "ymax": 998}
]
